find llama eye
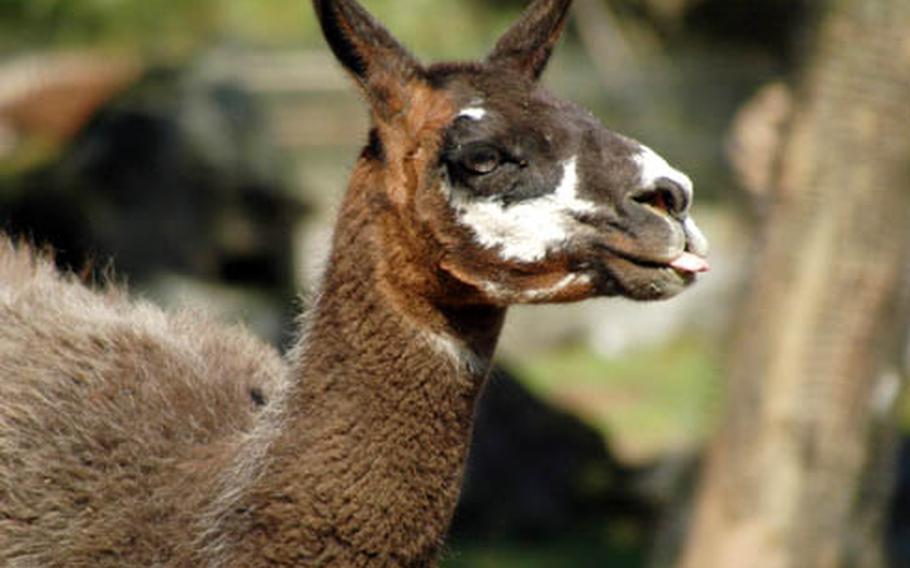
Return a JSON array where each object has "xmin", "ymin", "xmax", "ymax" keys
[{"xmin": 461, "ymin": 145, "xmax": 502, "ymax": 175}]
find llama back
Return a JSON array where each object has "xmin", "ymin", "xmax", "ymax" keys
[{"xmin": 0, "ymin": 237, "xmax": 287, "ymax": 565}]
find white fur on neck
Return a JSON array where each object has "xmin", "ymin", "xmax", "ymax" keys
[
  {"xmin": 423, "ymin": 331, "xmax": 486, "ymax": 376},
  {"xmin": 446, "ymin": 156, "xmax": 595, "ymax": 263},
  {"xmin": 457, "ymin": 107, "xmax": 487, "ymax": 121}
]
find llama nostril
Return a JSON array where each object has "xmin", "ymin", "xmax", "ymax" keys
[
  {"xmin": 632, "ymin": 177, "xmax": 690, "ymax": 218},
  {"xmin": 654, "ymin": 177, "xmax": 690, "ymax": 216}
]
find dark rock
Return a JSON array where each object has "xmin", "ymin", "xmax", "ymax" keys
[{"xmin": 452, "ymin": 367, "xmax": 654, "ymax": 543}]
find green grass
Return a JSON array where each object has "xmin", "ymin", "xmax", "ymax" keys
[
  {"xmin": 506, "ymin": 337, "xmax": 723, "ymax": 464},
  {"xmin": 443, "ymin": 522, "xmax": 644, "ymax": 568},
  {"xmin": 900, "ymin": 388, "xmax": 910, "ymax": 433},
  {"xmin": 0, "ymin": 0, "xmax": 521, "ymax": 58}
]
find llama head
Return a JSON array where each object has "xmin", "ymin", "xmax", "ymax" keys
[{"xmin": 315, "ymin": 0, "xmax": 709, "ymax": 305}]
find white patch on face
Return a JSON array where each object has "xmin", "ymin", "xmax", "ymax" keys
[
  {"xmin": 635, "ymin": 144, "xmax": 694, "ymax": 204},
  {"xmin": 445, "ymin": 156, "xmax": 597, "ymax": 263},
  {"xmin": 553, "ymin": 156, "xmax": 595, "ymax": 213},
  {"xmin": 457, "ymin": 107, "xmax": 487, "ymax": 121}
]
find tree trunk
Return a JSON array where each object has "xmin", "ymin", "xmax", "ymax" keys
[{"xmin": 681, "ymin": 0, "xmax": 910, "ymax": 567}]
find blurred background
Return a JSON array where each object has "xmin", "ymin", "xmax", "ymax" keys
[{"xmin": 1, "ymin": 0, "xmax": 908, "ymax": 566}]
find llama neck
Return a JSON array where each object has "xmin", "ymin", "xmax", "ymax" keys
[{"xmin": 207, "ymin": 179, "xmax": 505, "ymax": 566}]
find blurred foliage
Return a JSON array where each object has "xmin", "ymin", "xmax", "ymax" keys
[
  {"xmin": 901, "ymin": 391, "xmax": 910, "ymax": 432},
  {"xmin": 0, "ymin": 0, "xmax": 530, "ymax": 58},
  {"xmin": 0, "ymin": 0, "xmax": 222, "ymax": 54},
  {"xmin": 511, "ymin": 337, "xmax": 723, "ymax": 463}
]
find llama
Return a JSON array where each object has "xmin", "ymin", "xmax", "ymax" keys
[{"xmin": 0, "ymin": 0, "xmax": 709, "ymax": 565}]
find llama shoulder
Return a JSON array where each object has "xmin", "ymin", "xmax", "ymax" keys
[
  {"xmin": 0, "ymin": 238, "xmax": 287, "ymax": 563},
  {"xmin": 0, "ymin": 238, "xmax": 286, "ymax": 414},
  {"xmin": 0, "ymin": 238, "xmax": 287, "ymax": 497}
]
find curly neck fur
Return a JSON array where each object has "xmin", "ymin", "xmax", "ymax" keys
[{"xmin": 199, "ymin": 172, "xmax": 505, "ymax": 567}]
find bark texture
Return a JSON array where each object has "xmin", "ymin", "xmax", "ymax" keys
[{"xmin": 681, "ymin": 0, "xmax": 910, "ymax": 566}]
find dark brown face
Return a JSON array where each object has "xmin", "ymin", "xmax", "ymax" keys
[
  {"xmin": 424, "ymin": 67, "xmax": 709, "ymax": 304},
  {"xmin": 314, "ymin": 0, "xmax": 709, "ymax": 305}
]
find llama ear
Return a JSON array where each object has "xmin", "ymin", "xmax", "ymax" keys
[
  {"xmin": 487, "ymin": 0, "xmax": 573, "ymax": 80},
  {"xmin": 313, "ymin": 0, "xmax": 421, "ymax": 113}
]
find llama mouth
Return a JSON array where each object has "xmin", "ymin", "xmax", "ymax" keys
[
  {"xmin": 667, "ymin": 252, "xmax": 710, "ymax": 274},
  {"xmin": 595, "ymin": 243, "xmax": 709, "ymax": 276},
  {"xmin": 588, "ymin": 245, "xmax": 709, "ymax": 300}
]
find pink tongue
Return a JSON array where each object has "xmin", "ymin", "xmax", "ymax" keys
[{"xmin": 670, "ymin": 252, "xmax": 710, "ymax": 273}]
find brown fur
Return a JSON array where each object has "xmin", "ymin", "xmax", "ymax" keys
[
  {"xmin": 0, "ymin": 49, "xmax": 496, "ymax": 568},
  {"xmin": 0, "ymin": 239, "xmax": 285, "ymax": 565},
  {"xmin": 1, "ymin": 1, "xmax": 707, "ymax": 566}
]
